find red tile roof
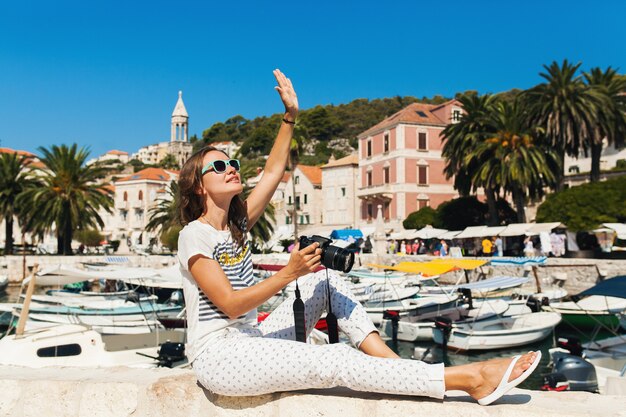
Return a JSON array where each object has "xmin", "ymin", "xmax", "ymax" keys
[
  {"xmin": 359, "ymin": 101, "xmax": 458, "ymax": 137},
  {"xmin": 0, "ymin": 147, "xmax": 35, "ymax": 157},
  {"xmin": 106, "ymin": 150, "xmax": 128, "ymax": 155},
  {"xmin": 116, "ymin": 167, "xmax": 177, "ymax": 183},
  {"xmin": 297, "ymin": 165, "xmax": 322, "ymax": 186},
  {"xmin": 281, "ymin": 172, "xmax": 291, "ymax": 183}
]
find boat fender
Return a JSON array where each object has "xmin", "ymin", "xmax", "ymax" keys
[
  {"xmin": 557, "ymin": 336, "xmax": 583, "ymax": 357},
  {"xmin": 434, "ymin": 316, "xmax": 453, "ymax": 349},
  {"xmin": 382, "ymin": 310, "xmax": 400, "ymax": 342}
]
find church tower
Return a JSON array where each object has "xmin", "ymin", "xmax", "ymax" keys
[{"xmin": 171, "ymin": 91, "xmax": 189, "ymax": 142}]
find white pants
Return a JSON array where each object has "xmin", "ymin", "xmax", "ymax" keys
[{"xmin": 192, "ymin": 270, "xmax": 445, "ymax": 399}]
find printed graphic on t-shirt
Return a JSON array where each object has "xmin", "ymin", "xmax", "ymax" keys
[{"xmin": 198, "ymin": 240, "xmax": 253, "ymax": 321}]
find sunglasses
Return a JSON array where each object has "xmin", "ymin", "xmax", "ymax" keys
[{"xmin": 201, "ymin": 159, "xmax": 241, "ymax": 174}]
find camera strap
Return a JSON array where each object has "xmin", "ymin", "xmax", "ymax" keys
[
  {"xmin": 293, "ymin": 280, "xmax": 306, "ymax": 342},
  {"xmin": 325, "ymin": 269, "xmax": 339, "ymax": 344}
]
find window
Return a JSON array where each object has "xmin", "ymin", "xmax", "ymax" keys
[
  {"xmin": 123, "ymin": 192, "xmax": 128, "ymax": 201},
  {"xmin": 367, "ymin": 171, "xmax": 373, "ymax": 187},
  {"xmin": 383, "ymin": 166, "xmax": 390, "ymax": 184},
  {"xmin": 288, "ymin": 196, "xmax": 292, "ymax": 205},
  {"xmin": 37, "ymin": 344, "xmax": 82, "ymax": 357},
  {"xmin": 366, "ymin": 139, "xmax": 372, "ymax": 157},
  {"xmin": 341, "ymin": 187, "xmax": 346, "ymax": 197},
  {"xmin": 286, "ymin": 216, "xmax": 291, "ymax": 224},
  {"xmin": 417, "ymin": 198, "xmax": 430, "ymax": 210},
  {"xmin": 121, "ymin": 211, "xmax": 127, "ymax": 222},
  {"xmin": 418, "ymin": 166, "xmax": 428, "ymax": 185},
  {"xmin": 138, "ymin": 191, "xmax": 143, "ymax": 201},
  {"xmin": 295, "ymin": 176, "xmax": 300, "ymax": 185},
  {"xmin": 367, "ymin": 203, "xmax": 373, "ymax": 219},
  {"xmin": 295, "ymin": 196, "xmax": 301, "ymax": 210},
  {"xmin": 452, "ymin": 109, "xmax": 462, "ymax": 122},
  {"xmin": 305, "ymin": 215, "xmax": 310, "ymax": 224},
  {"xmin": 304, "ymin": 194, "xmax": 308, "ymax": 204},
  {"xmin": 416, "ymin": 110, "xmax": 427, "ymax": 117},
  {"xmin": 383, "ymin": 133, "xmax": 390, "ymax": 153},
  {"xmin": 418, "ymin": 132, "xmax": 427, "ymax": 150},
  {"xmin": 383, "ymin": 201, "xmax": 390, "ymax": 220}
]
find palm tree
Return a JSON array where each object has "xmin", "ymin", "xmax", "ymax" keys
[
  {"xmin": 523, "ymin": 60, "xmax": 600, "ymax": 188},
  {"xmin": 441, "ymin": 93, "xmax": 501, "ymax": 225},
  {"xmin": 238, "ymin": 164, "xmax": 276, "ymax": 247},
  {"xmin": 146, "ymin": 180, "xmax": 180, "ymax": 235},
  {"xmin": 583, "ymin": 67, "xmax": 626, "ymax": 182},
  {"xmin": 471, "ymin": 101, "xmax": 560, "ymax": 222},
  {"xmin": 18, "ymin": 144, "xmax": 114, "ymax": 255},
  {"xmin": 0, "ymin": 152, "xmax": 37, "ymax": 254}
]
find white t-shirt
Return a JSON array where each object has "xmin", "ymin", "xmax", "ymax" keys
[{"xmin": 177, "ymin": 220, "xmax": 257, "ymax": 362}]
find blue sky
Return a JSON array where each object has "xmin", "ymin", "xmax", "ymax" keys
[{"xmin": 1, "ymin": 0, "xmax": 625, "ymax": 157}]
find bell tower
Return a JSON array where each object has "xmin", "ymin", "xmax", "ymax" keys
[{"xmin": 171, "ymin": 91, "xmax": 189, "ymax": 142}]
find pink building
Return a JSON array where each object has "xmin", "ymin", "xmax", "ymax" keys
[{"xmin": 356, "ymin": 101, "xmax": 463, "ymax": 231}]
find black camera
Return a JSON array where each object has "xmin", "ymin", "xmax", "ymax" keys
[{"xmin": 299, "ymin": 235, "xmax": 355, "ymax": 273}]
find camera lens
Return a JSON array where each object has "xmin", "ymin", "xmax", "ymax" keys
[{"xmin": 322, "ymin": 245, "xmax": 355, "ymax": 273}]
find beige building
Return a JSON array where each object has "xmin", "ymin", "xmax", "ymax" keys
[
  {"xmin": 321, "ymin": 154, "xmax": 359, "ymax": 230},
  {"xmin": 101, "ymin": 167, "xmax": 178, "ymax": 251},
  {"xmin": 86, "ymin": 150, "xmax": 130, "ymax": 166},
  {"xmin": 133, "ymin": 91, "xmax": 193, "ymax": 168}
]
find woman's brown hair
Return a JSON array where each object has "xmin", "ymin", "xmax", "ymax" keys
[{"xmin": 178, "ymin": 146, "xmax": 247, "ymax": 248}]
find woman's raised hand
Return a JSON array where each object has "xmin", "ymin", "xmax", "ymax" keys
[
  {"xmin": 273, "ymin": 69, "xmax": 299, "ymax": 120},
  {"xmin": 284, "ymin": 241, "xmax": 321, "ymax": 280}
]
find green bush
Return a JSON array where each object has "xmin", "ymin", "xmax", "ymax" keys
[
  {"xmin": 436, "ymin": 197, "xmax": 487, "ymax": 230},
  {"xmin": 403, "ymin": 206, "xmax": 439, "ymax": 229},
  {"xmin": 536, "ymin": 176, "xmax": 626, "ymax": 231},
  {"xmin": 76, "ymin": 229, "xmax": 104, "ymax": 247}
]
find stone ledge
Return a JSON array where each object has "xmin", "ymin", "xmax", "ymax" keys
[{"xmin": 0, "ymin": 366, "xmax": 624, "ymax": 417}]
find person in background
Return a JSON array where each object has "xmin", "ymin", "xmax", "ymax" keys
[
  {"xmin": 523, "ymin": 236, "xmax": 535, "ymax": 257},
  {"xmin": 400, "ymin": 241, "xmax": 407, "ymax": 255},
  {"xmin": 481, "ymin": 237, "xmax": 493, "ymax": 256},
  {"xmin": 412, "ymin": 240, "xmax": 419, "ymax": 256},
  {"xmin": 494, "ymin": 236, "xmax": 503, "ymax": 257},
  {"xmin": 439, "ymin": 239, "xmax": 448, "ymax": 257}
]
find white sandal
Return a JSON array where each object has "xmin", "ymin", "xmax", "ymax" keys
[{"xmin": 478, "ymin": 351, "xmax": 542, "ymax": 406}]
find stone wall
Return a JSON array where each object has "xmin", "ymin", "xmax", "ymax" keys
[{"xmin": 0, "ymin": 366, "xmax": 624, "ymax": 417}]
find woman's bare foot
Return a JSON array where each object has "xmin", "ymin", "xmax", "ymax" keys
[{"xmin": 467, "ymin": 351, "xmax": 539, "ymax": 401}]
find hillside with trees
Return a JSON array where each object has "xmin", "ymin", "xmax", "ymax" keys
[{"xmin": 196, "ymin": 95, "xmax": 451, "ymax": 167}]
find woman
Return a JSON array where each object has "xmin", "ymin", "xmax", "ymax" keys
[{"xmin": 177, "ymin": 69, "xmax": 540, "ymax": 405}]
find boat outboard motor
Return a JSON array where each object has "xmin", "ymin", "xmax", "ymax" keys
[
  {"xmin": 382, "ymin": 310, "xmax": 400, "ymax": 342},
  {"xmin": 157, "ymin": 342, "xmax": 185, "ymax": 368},
  {"xmin": 434, "ymin": 316, "xmax": 453, "ymax": 350},
  {"xmin": 557, "ymin": 336, "xmax": 583, "ymax": 357},
  {"xmin": 458, "ymin": 288, "xmax": 473, "ymax": 310},
  {"xmin": 168, "ymin": 290, "xmax": 183, "ymax": 306},
  {"xmin": 544, "ymin": 350, "xmax": 598, "ymax": 392},
  {"xmin": 525, "ymin": 296, "xmax": 542, "ymax": 313}
]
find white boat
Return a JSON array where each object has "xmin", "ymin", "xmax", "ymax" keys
[
  {"xmin": 0, "ymin": 324, "xmax": 186, "ymax": 368},
  {"xmin": 364, "ymin": 288, "xmax": 456, "ymax": 324},
  {"xmin": 380, "ymin": 299, "xmax": 510, "ymax": 342},
  {"xmin": 432, "ymin": 311, "xmax": 562, "ymax": 351}
]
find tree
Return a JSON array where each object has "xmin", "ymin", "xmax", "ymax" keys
[
  {"xmin": 583, "ymin": 67, "xmax": 626, "ymax": 182},
  {"xmin": 536, "ymin": 176, "xmax": 626, "ymax": 231},
  {"xmin": 0, "ymin": 152, "xmax": 37, "ymax": 255},
  {"xmin": 471, "ymin": 100, "xmax": 560, "ymax": 222},
  {"xmin": 403, "ymin": 206, "xmax": 439, "ymax": 230},
  {"xmin": 441, "ymin": 93, "xmax": 501, "ymax": 225},
  {"xmin": 158, "ymin": 154, "xmax": 180, "ymax": 170},
  {"xmin": 523, "ymin": 60, "xmax": 600, "ymax": 188},
  {"xmin": 436, "ymin": 197, "xmax": 488, "ymax": 230},
  {"xmin": 239, "ymin": 164, "xmax": 276, "ymax": 248},
  {"xmin": 160, "ymin": 225, "xmax": 182, "ymax": 252},
  {"xmin": 18, "ymin": 144, "xmax": 114, "ymax": 255},
  {"xmin": 146, "ymin": 180, "xmax": 180, "ymax": 237}
]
